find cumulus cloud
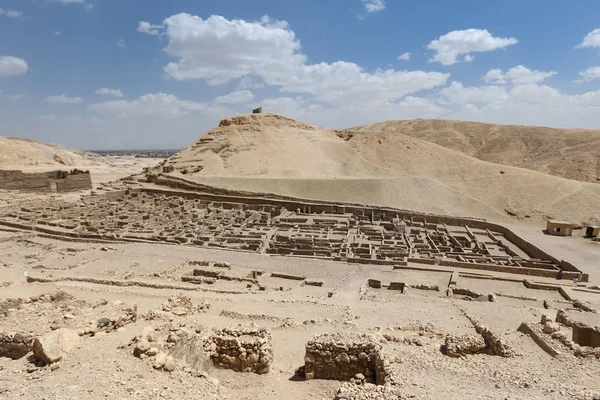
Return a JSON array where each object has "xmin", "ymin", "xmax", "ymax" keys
[
  {"xmin": 141, "ymin": 14, "xmax": 449, "ymax": 107},
  {"xmin": 576, "ymin": 28, "xmax": 600, "ymax": 49},
  {"xmin": 45, "ymin": 95, "xmax": 84, "ymax": 104},
  {"xmin": 482, "ymin": 65, "xmax": 557, "ymax": 85},
  {"xmin": 88, "ymin": 93, "xmax": 206, "ymax": 118},
  {"xmin": 427, "ymin": 29, "xmax": 518, "ymax": 65},
  {"xmin": 215, "ymin": 90, "xmax": 254, "ymax": 105},
  {"xmin": 439, "ymin": 81, "xmax": 508, "ymax": 105},
  {"xmin": 0, "ymin": 56, "xmax": 28, "ymax": 77},
  {"xmin": 273, "ymin": 62, "xmax": 449, "ymax": 107},
  {"xmin": 362, "ymin": 0, "xmax": 386, "ymax": 13},
  {"xmin": 116, "ymin": 39, "xmax": 126, "ymax": 48},
  {"xmin": 138, "ymin": 21, "xmax": 163, "ymax": 36},
  {"xmin": 0, "ymin": 8, "xmax": 23, "ymax": 18},
  {"xmin": 578, "ymin": 67, "xmax": 600, "ymax": 81},
  {"xmin": 397, "ymin": 52, "xmax": 411, "ymax": 61},
  {"xmin": 95, "ymin": 88, "xmax": 124, "ymax": 97},
  {"xmin": 146, "ymin": 14, "xmax": 304, "ymax": 84}
]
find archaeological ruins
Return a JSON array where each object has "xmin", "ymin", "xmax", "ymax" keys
[
  {"xmin": 1, "ymin": 165, "xmax": 599, "ymax": 399},
  {"xmin": 0, "ymin": 187, "xmax": 586, "ymax": 282},
  {"xmin": 0, "ymin": 169, "xmax": 92, "ymax": 192}
]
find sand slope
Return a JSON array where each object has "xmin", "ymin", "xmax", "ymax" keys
[
  {"xmin": 351, "ymin": 119, "xmax": 600, "ymax": 183},
  {"xmin": 0, "ymin": 136, "xmax": 103, "ymax": 169},
  {"xmin": 149, "ymin": 114, "xmax": 600, "ymax": 225}
]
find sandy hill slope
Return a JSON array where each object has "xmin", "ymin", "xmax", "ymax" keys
[
  {"xmin": 149, "ymin": 114, "xmax": 600, "ymax": 225},
  {"xmin": 0, "ymin": 136, "xmax": 103, "ymax": 168},
  {"xmin": 351, "ymin": 119, "xmax": 600, "ymax": 183}
]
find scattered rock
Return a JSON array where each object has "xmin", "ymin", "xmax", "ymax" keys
[{"xmin": 32, "ymin": 329, "xmax": 80, "ymax": 364}]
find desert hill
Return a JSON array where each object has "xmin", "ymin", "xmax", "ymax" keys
[
  {"xmin": 148, "ymin": 114, "xmax": 600, "ymax": 226},
  {"xmin": 0, "ymin": 136, "xmax": 103, "ymax": 168},
  {"xmin": 351, "ymin": 119, "xmax": 600, "ymax": 183}
]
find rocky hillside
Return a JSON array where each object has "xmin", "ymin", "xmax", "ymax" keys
[
  {"xmin": 0, "ymin": 136, "xmax": 102, "ymax": 169},
  {"xmin": 351, "ymin": 119, "xmax": 600, "ymax": 183},
  {"xmin": 147, "ymin": 113, "xmax": 600, "ymax": 226}
]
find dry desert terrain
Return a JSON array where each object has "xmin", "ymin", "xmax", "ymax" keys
[{"xmin": 1, "ymin": 114, "xmax": 600, "ymax": 400}]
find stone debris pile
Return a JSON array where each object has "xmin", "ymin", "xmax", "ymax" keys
[
  {"xmin": 444, "ymin": 334, "xmax": 487, "ymax": 357},
  {"xmin": 204, "ymin": 327, "xmax": 272, "ymax": 374},
  {"xmin": 304, "ymin": 333, "xmax": 385, "ymax": 384}
]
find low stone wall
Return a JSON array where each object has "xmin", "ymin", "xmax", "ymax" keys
[
  {"xmin": 440, "ymin": 259, "xmax": 582, "ymax": 280},
  {"xmin": 304, "ymin": 333, "xmax": 385, "ymax": 384},
  {"xmin": 0, "ymin": 169, "xmax": 92, "ymax": 192},
  {"xmin": 270, "ymin": 272, "xmax": 306, "ymax": 281},
  {"xmin": 204, "ymin": 327, "xmax": 272, "ymax": 374}
]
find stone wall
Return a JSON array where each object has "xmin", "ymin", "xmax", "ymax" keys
[
  {"xmin": 439, "ymin": 259, "xmax": 582, "ymax": 280},
  {"xmin": 203, "ymin": 327, "xmax": 272, "ymax": 374},
  {"xmin": 304, "ymin": 333, "xmax": 385, "ymax": 384},
  {"xmin": 0, "ymin": 169, "xmax": 92, "ymax": 192},
  {"xmin": 573, "ymin": 323, "xmax": 600, "ymax": 348}
]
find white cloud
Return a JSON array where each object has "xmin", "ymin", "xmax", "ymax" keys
[
  {"xmin": 54, "ymin": 31, "xmax": 61, "ymax": 36},
  {"xmin": 88, "ymin": 93, "xmax": 206, "ymax": 118},
  {"xmin": 39, "ymin": 115, "xmax": 58, "ymax": 121},
  {"xmin": 45, "ymin": 95, "xmax": 84, "ymax": 104},
  {"xmin": 397, "ymin": 52, "xmax": 411, "ymax": 61},
  {"xmin": 236, "ymin": 75, "xmax": 265, "ymax": 90},
  {"xmin": 579, "ymin": 67, "xmax": 600, "ymax": 81},
  {"xmin": 95, "ymin": 88, "xmax": 124, "ymax": 97},
  {"xmin": 141, "ymin": 14, "xmax": 449, "ymax": 107},
  {"xmin": 273, "ymin": 62, "xmax": 449, "ymax": 107},
  {"xmin": 439, "ymin": 81, "xmax": 508, "ymax": 105},
  {"xmin": 215, "ymin": 90, "xmax": 254, "ymax": 105},
  {"xmin": 0, "ymin": 56, "xmax": 28, "ymax": 77},
  {"xmin": 427, "ymin": 29, "xmax": 518, "ymax": 65},
  {"xmin": 146, "ymin": 14, "xmax": 304, "ymax": 84},
  {"xmin": 482, "ymin": 65, "xmax": 557, "ymax": 85},
  {"xmin": 53, "ymin": 0, "xmax": 85, "ymax": 3},
  {"xmin": 362, "ymin": 0, "xmax": 386, "ymax": 13},
  {"xmin": 116, "ymin": 39, "xmax": 126, "ymax": 48},
  {"xmin": 0, "ymin": 8, "xmax": 23, "ymax": 18},
  {"xmin": 138, "ymin": 21, "xmax": 163, "ymax": 36},
  {"xmin": 576, "ymin": 28, "xmax": 600, "ymax": 49}
]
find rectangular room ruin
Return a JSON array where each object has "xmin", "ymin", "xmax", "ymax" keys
[{"xmin": 0, "ymin": 169, "xmax": 92, "ymax": 192}]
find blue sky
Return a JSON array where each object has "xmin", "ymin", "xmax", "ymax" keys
[{"xmin": 1, "ymin": 0, "xmax": 600, "ymax": 149}]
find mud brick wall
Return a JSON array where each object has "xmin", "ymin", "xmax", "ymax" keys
[
  {"xmin": 0, "ymin": 170, "xmax": 51, "ymax": 191},
  {"xmin": 55, "ymin": 173, "xmax": 92, "ymax": 191},
  {"xmin": 204, "ymin": 327, "xmax": 272, "ymax": 374},
  {"xmin": 0, "ymin": 170, "xmax": 92, "ymax": 192},
  {"xmin": 439, "ymin": 259, "xmax": 582, "ymax": 280},
  {"xmin": 304, "ymin": 334, "xmax": 386, "ymax": 384},
  {"xmin": 408, "ymin": 257, "xmax": 436, "ymax": 265}
]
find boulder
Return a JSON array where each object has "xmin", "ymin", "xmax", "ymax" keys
[{"xmin": 32, "ymin": 329, "xmax": 80, "ymax": 364}]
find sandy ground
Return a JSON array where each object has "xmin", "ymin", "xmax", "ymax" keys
[{"xmin": 1, "ymin": 225, "xmax": 600, "ymax": 399}]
